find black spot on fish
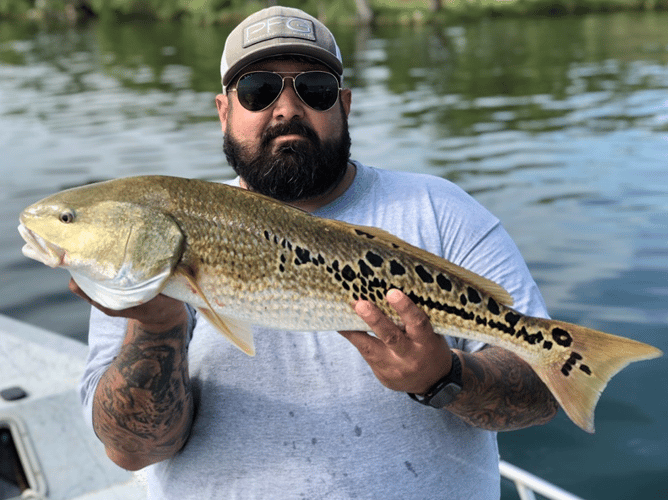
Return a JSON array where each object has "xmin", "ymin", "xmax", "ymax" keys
[
  {"xmin": 360, "ymin": 293, "xmax": 368, "ymax": 301},
  {"xmin": 263, "ymin": 230, "xmax": 270, "ymax": 241},
  {"xmin": 342, "ymin": 282, "xmax": 350, "ymax": 291},
  {"xmin": 365, "ymin": 251, "xmax": 384, "ymax": 267},
  {"xmin": 273, "ymin": 235, "xmax": 279, "ymax": 244},
  {"xmin": 318, "ymin": 254, "xmax": 325, "ymax": 265},
  {"xmin": 542, "ymin": 341, "xmax": 553, "ymax": 350},
  {"xmin": 353, "ymin": 284, "xmax": 359, "ymax": 293},
  {"xmin": 467, "ymin": 287, "xmax": 482, "ymax": 304},
  {"xmin": 489, "ymin": 320, "xmax": 515, "ymax": 336},
  {"xmin": 415, "ymin": 265, "xmax": 434, "ymax": 283},
  {"xmin": 370, "ymin": 278, "xmax": 387, "ymax": 290},
  {"xmin": 352, "ymin": 293, "xmax": 359, "ymax": 301},
  {"xmin": 294, "ymin": 258, "xmax": 301, "ymax": 266},
  {"xmin": 358, "ymin": 259, "xmax": 374, "ymax": 278},
  {"xmin": 295, "ymin": 247, "xmax": 310, "ymax": 264},
  {"xmin": 437, "ymin": 274, "xmax": 452, "ymax": 292},
  {"xmin": 334, "ymin": 273, "xmax": 342, "ymax": 282},
  {"xmin": 517, "ymin": 328, "xmax": 544, "ymax": 345},
  {"xmin": 487, "ymin": 297, "xmax": 500, "ymax": 315},
  {"xmin": 476, "ymin": 316, "xmax": 487, "ymax": 326},
  {"xmin": 460, "ymin": 294, "xmax": 467, "ymax": 306},
  {"xmin": 342, "ymin": 265, "xmax": 356, "ymax": 282},
  {"xmin": 279, "ymin": 264, "xmax": 285, "ymax": 273},
  {"xmin": 280, "ymin": 255, "xmax": 287, "ymax": 263},
  {"xmin": 281, "ymin": 239, "xmax": 288, "ymax": 249},
  {"xmin": 390, "ymin": 260, "xmax": 406, "ymax": 276},
  {"xmin": 355, "ymin": 229, "xmax": 375, "ymax": 239},
  {"xmin": 505, "ymin": 312, "xmax": 521, "ymax": 327},
  {"xmin": 311, "ymin": 257, "xmax": 319, "ymax": 265},
  {"xmin": 552, "ymin": 328, "xmax": 573, "ymax": 348},
  {"xmin": 561, "ymin": 351, "xmax": 585, "ymax": 377},
  {"xmin": 332, "ymin": 260, "xmax": 340, "ymax": 272},
  {"xmin": 326, "ymin": 266, "xmax": 333, "ymax": 274},
  {"xmin": 376, "ymin": 291, "xmax": 384, "ymax": 301}
]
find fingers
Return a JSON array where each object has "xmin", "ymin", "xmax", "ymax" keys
[
  {"xmin": 338, "ymin": 329, "xmax": 386, "ymax": 360},
  {"xmin": 339, "ymin": 289, "xmax": 453, "ymax": 393},
  {"xmin": 354, "ymin": 297, "xmax": 413, "ymax": 354},
  {"xmin": 385, "ymin": 288, "xmax": 435, "ymax": 341},
  {"xmin": 340, "ymin": 289, "xmax": 439, "ymax": 358}
]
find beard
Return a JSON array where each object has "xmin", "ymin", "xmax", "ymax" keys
[{"xmin": 223, "ymin": 109, "xmax": 351, "ymax": 203}]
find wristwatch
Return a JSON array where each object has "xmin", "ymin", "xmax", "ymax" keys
[{"xmin": 408, "ymin": 351, "xmax": 462, "ymax": 408}]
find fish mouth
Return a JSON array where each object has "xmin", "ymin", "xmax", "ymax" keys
[{"xmin": 17, "ymin": 222, "xmax": 65, "ymax": 268}]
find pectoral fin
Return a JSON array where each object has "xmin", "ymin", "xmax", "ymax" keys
[{"xmin": 175, "ymin": 267, "xmax": 256, "ymax": 356}]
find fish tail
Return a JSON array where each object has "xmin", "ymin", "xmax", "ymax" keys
[{"xmin": 530, "ymin": 320, "xmax": 662, "ymax": 433}]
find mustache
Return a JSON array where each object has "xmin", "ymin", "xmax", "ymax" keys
[{"xmin": 261, "ymin": 121, "xmax": 320, "ymax": 148}]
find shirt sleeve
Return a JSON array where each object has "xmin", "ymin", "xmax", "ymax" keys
[{"xmin": 78, "ymin": 307, "xmax": 127, "ymax": 428}]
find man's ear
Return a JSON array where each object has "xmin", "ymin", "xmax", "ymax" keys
[
  {"xmin": 340, "ymin": 89, "xmax": 352, "ymax": 118},
  {"xmin": 215, "ymin": 93, "xmax": 229, "ymax": 131}
]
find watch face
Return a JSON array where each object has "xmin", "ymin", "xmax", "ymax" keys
[{"xmin": 428, "ymin": 382, "xmax": 462, "ymax": 408}]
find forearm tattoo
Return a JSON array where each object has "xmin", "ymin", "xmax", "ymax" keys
[
  {"xmin": 93, "ymin": 321, "xmax": 193, "ymax": 461},
  {"xmin": 449, "ymin": 347, "xmax": 558, "ymax": 431}
]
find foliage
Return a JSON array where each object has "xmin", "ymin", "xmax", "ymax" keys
[{"xmin": 1, "ymin": 0, "xmax": 668, "ymax": 24}]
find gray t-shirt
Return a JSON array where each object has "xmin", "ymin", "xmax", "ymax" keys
[{"xmin": 79, "ymin": 162, "xmax": 548, "ymax": 499}]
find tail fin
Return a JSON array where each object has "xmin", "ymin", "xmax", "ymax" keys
[{"xmin": 530, "ymin": 320, "xmax": 662, "ymax": 433}]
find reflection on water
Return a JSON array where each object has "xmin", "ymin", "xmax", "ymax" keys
[{"xmin": 1, "ymin": 12, "xmax": 667, "ymax": 499}]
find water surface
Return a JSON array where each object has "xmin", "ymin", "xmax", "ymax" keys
[{"xmin": 1, "ymin": 13, "xmax": 667, "ymax": 499}]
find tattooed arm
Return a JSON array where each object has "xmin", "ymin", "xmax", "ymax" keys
[
  {"xmin": 71, "ymin": 280, "xmax": 194, "ymax": 470},
  {"xmin": 448, "ymin": 347, "xmax": 558, "ymax": 430},
  {"xmin": 340, "ymin": 289, "xmax": 558, "ymax": 432}
]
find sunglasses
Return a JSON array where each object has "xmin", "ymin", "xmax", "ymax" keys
[{"xmin": 228, "ymin": 71, "xmax": 342, "ymax": 112}]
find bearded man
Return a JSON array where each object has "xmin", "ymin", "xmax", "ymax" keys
[{"xmin": 76, "ymin": 6, "xmax": 557, "ymax": 499}]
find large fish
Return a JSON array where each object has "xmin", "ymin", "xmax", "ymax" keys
[{"xmin": 18, "ymin": 176, "xmax": 661, "ymax": 432}]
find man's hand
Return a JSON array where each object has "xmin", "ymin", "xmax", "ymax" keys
[
  {"xmin": 68, "ymin": 278, "xmax": 188, "ymax": 333},
  {"xmin": 339, "ymin": 288, "xmax": 452, "ymax": 395},
  {"xmin": 340, "ymin": 288, "xmax": 558, "ymax": 431}
]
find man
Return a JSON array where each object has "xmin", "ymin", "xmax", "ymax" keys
[{"xmin": 76, "ymin": 6, "xmax": 557, "ymax": 499}]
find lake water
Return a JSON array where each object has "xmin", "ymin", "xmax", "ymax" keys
[{"xmin": 1, "ymin": 12, "xmax": 667, "ymax": 499}]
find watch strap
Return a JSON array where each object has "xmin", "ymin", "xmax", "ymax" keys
[{"xmin": 408, "ymin": 351, "xmax": 462, "ymax": 408}]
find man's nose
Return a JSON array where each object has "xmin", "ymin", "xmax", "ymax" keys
[{"xmin": 272, "ymin": 79, "xmax": 306, "ymax": 120}]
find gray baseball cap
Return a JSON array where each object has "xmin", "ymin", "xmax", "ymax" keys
[{"xmin": 220, "ymin": 6, "xmax": 343, "ymax": 90}]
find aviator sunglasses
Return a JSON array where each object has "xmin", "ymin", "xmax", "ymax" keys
[{"xmin": 228, "ymin": 71, "xmax": 342, "ymax": 112}]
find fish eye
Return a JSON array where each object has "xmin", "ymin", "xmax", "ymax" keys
[{"xmin": 59, "ymin": 210, "xmax": 75, "ymax": 223}]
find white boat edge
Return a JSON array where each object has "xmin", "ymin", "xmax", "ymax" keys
[{"xmin": 0, "ymin": 313, "xmax": 146, "ymax": 500}]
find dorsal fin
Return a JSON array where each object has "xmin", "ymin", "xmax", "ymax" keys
[{"xmin": 322, "ymin": 219, "xmax": 514, "ymax": 307}]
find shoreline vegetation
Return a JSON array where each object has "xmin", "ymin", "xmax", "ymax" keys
[{"xmin": 0, "ymin": 0, "xmax": 666, "ymax": 26}]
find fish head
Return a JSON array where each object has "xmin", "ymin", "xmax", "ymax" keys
[{"xmin": 18, "ymin": 180, "xmax": 184, "ymax": 309}]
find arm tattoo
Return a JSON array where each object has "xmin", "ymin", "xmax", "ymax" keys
[
  {"xmin": 93, "ymin": 320, "xmax": 193, "ymax": 462},
  {"xmin": 448, "ymin": 346, "xmax": 558, "ymax": 431}
]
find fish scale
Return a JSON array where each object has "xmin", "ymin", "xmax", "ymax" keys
[{"xmin": 18, "ymin": 175, "xmax": 662, "ymax": 433}]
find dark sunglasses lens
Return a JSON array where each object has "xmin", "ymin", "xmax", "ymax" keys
[
  {"xmin": 295, "ymin": 72, "xmax": 339, "ymax": 111},
  {"xmin": 236, "ymin": 72, "xmax": 283, "ymax": 111}
]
